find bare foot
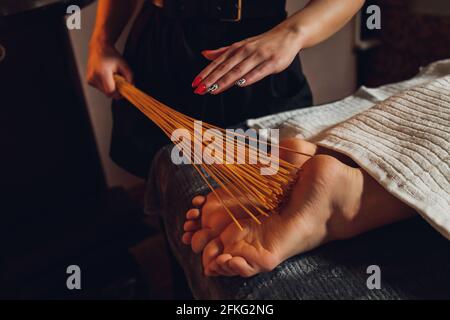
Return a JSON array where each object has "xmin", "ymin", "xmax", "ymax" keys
[
  {"xmin": 182, "ymin": 140, "xmax": 416, "ymax": 277},
  {"xmin": 198, "ymin": 155, "xmax": 365, "ymax": 277},
  {"xmin": 181, "ymin": 138, "xmax": 317, "ymax": 252}
]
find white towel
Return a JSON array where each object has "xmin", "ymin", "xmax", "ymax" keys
[{"xmin": 247, "ymin": 60, "xmax": 450, "ymax": 240}]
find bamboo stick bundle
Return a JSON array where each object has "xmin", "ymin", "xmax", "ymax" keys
[{"xmin": 114, "ymin": 75, "xmax": 312, "ymax": 230}]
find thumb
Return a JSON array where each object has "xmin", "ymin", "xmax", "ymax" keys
[
  {"xmin": 201, "ymin": 46, "xmax": 229, "ymax": 60},
  {"xmin": 117, "ymin": 63, "xmax": 134, "ymax": 84}
]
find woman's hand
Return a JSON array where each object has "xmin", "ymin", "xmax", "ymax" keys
[
  {"xmin": 192, "ymin": 26, "xmax": 303, "ymax": 95},
  {"xmin": 86, "ymin": 41, "xmax": 133, "ymax": 99}
]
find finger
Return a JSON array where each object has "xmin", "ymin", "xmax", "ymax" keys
[
  {"xmin": 182, "ymin": 232, "xmax": 193, "ymax": 245},
  {"xmin": 197, "ymin": 47, "xmax": 254, "ymax": 94},
  {"xmin": 210, "ymin": 53, "xmax": 265, "ymax": 95},
  {"xmin": 186, "ymin": 208, "xmax": 200, "ymax": 220},
  {"xmin": 100, "ymin": 72, "xmax": 116, "ymax": 97},
  {"xmin": 86, "ymin": 73, "xmax": 101, "ymax": 90},
  {"xmin": 193, "ymin": 44, "xmax": 243, "ymax": 93},
  {"xmin": 192, "ymin": 46, "xmax": 231, "ymax": 88},
  {"xmin": 87, "ymin": 72, "xmax": 110, "ymax": 95},
  {"xmin": 191, "ymin": 228, "xmax": 216, "ymax": 253},
  {"xmin": 228, "ymin": 256, "xmax": 257, "ymax": 278},
  {"xmin": 202, "ymin": 238, "xmax": 224, "ymax": 271},
  {"xmin": 113, "ymin": 64, "xmax": 133, "ymax": 99},
  {"xmin": 192, "ymin": 196, "xmax": 206, "ymax": 207},
  {"xmin": 117, "ymin": 63, "xmax": 134, "ymax": 84},
  {"xmin": 216, "ymin": 254, "xmax": 236, "ymax": 276},
  {"xmin": 201, "ymin": 46, "xmax": 229, "ymax": 61},
  {"xmin": 183, "ymin": 220, "xmax": 201, "ymax": 232},
  {"xmin": 237, "ymin": 61, "xmax": 274, "ymax": 87}
]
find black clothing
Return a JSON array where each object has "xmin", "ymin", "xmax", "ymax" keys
[{"xmin": 111, "ymin": 1, "xmax": 312, "ymax": 178}]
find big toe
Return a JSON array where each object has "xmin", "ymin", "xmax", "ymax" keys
[
  {"xmin": 191, "ymin": 228, "xmax": 216, "ymax": 253},
  {"xmin": 202, "ymin": 238, "xmax": 224, "ymax": 276},
  {"xmin": 279, "ymin": 138, "xmax": 317, "ymax": 166}
]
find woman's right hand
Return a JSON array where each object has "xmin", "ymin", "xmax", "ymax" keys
[{"xmin": 86, "ymin": 41, "xmax": 133, "ymax": 99}]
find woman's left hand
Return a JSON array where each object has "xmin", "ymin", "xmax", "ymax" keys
[{"xmin": 192, "ymin": 26, "xmax": 303, "ymax": 95}]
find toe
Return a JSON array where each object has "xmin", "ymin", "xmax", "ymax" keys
[
  {"xmin": 228, "ymin": 256, "xmax": 257, "ymax": 278},
  {"xmin": 204, "ymin": 267, "xmax": 219, "ymax": 277},
  {"xmin": 280, "ymin": 138, "xmax": 317, "ymax": 155},
  {"xmin": 279, "ymin": 138, "xmax": 317, "ymax": 166},
  {"xmin": 202, "ymin": 238, "xmax": 224, "ymax": 272},
  {"xmin": 183, "ymin": 220, "xmax": 201, "ymax": 232},
  {"xmin": 182, "ymin": 232, "xmax": 193, "ymax": 245},
  {"xmin": 216, "ymin": 254, "xmax": 236, "ymax": 276},
  {"xmin": 206, "ymin": 260, "xmax": 221, "ymax": 277},
  {"xmin": 191, "ymin": 229, "xmax": 216, "ymax": 253},
  {"xmin": 186, "ymin": 208, "xmax": 200, "ymax": 220},
  {"xmin": 192, "ymin": 195, "xmax": 206, "ymax": 207}
]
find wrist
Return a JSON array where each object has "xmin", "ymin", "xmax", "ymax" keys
[
  {"xmin": 276, "ymin": 21, "xmax": 307, "ymax": 52},
  {"xmin": 89, "ymin": 33, "xmax": 115, "ymax": 49}
]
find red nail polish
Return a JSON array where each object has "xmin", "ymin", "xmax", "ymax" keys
[
  {"xmin": 192, "ymin": 76, "xmax": 202, "ymax": 88},
  {"xmin": 194, "ymin": 84, "xmax": 207, "ymax": 95}
]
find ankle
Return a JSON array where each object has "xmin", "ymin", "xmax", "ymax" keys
[
  {"xmin": 328, "ymin": 166, "xmax": 364, "ymax": 240},
  {"xmin": 286, "ymin": 155, "xmax": 352, "ymax": 245}
]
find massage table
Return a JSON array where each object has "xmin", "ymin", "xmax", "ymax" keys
[
  {"xmin": 145, "ymin": 61, "xmax": 450, "ymax": 299},
  {"xmin": 145, "ymin": 145, "xmax": 450, "ymax": 299}
]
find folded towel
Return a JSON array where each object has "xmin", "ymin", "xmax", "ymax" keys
[{"xmin": 247, "ymin": 60, "xmax": 450, "ymax": 240}]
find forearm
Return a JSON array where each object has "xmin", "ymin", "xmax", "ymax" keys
[
  {"xmin": 87, "ymin": 0, "xmax": 136, "ymax": 96},
  {"xmin": 278, "ymin": 0, "xmax": 365, "ymax": 49},
  {"xmin": 90, "ymin": 0, "xmax": 139, "ymax": 46}
]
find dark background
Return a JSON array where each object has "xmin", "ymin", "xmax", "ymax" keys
[{"xmin": 0, "ymin": 0, "xmax": 449, "ymax": 299}]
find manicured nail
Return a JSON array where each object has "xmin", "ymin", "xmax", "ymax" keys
[
  {"xmin": 192, "ymin": 76, "xmax": 202, "ymax": 88},
  {"xmin": 208, "ymin": 83, "xmax": 219, "ymax": 93},
  {"xmin": 194, "ymin": 84, "xmax": 207, "ymax": 95},
  {"xmin": 236, "ymin": 78, "xmax": 246, "ymax": 87}
]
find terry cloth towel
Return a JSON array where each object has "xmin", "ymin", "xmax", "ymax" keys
[{"xmin": 247, "ymin": 60, "xmax": 450, "ymax": 240}]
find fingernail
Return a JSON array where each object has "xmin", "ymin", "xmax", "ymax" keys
[
  {"xmin": 192, "ymin": 76, "xmax": 202, "ymax": 88},
  {"xmin": 194, "ymin": 84, "xmax": 208, "ymax": 95},
  {"xmin": 208, "ymin": 83, "xmax": 219, "ymax": 93},
  {"xmin": 236, "ymin": 78, "xmax": 246, "ymax": 87}
]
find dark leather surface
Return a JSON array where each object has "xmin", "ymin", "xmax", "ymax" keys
[{"xmin": 146, "ymin": 145, "xmax": 450, "ymax": 299}]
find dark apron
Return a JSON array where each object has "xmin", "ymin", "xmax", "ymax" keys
[{"xmin": 110, "ymin": 1, "xmax": 313, "ymax": 178}]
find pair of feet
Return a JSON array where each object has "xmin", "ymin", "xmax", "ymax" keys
[{"xmin": 181, "ymin": 138, "xmax": 415, "ymax": 277}]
